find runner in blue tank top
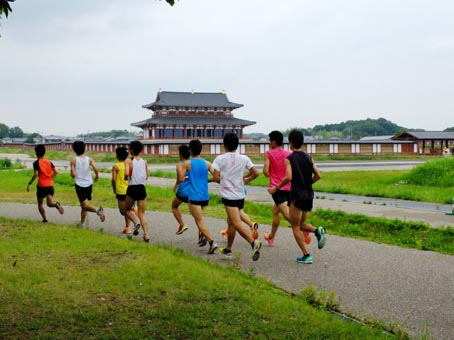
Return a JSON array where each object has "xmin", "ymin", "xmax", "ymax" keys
[
  {"xmin": 172, "ymin": 145, "xmax": 190, "ymax": 235},
  {"xmin": 181, "ymin": 139, "xmax": 218, "ymax": 255}
]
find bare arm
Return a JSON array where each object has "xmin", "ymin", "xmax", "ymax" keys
[
  {"xmin": 144, "ymin": 159, "xmax": 149, "ymax": 180},
  {"xmin": 26, "ymin": 170, "xmax": 38, "ymax": 192},
  {"xmin": 89, "ymin": 158, "xmax": 99, "ymax": 181},
  {"xmin": 205, "ymin": 160, "xmax": 214, "ymax": 176},
  {"xmin": 112, "ymin": 165, "xmax": 118, "ymax": 193},
  {"xmin": 176, "ymin": 162, "xmax": 186, "ymax": 184},
  {"xmin": 70, "ymin": 159, "xmax": 76, "ymax": 178},
  {"xmin": 51, "ymin": 166, "xmax": 58, "ymax": 177},
  {"xmin": 268, "ymin": 159, "xmax": 292, "ymax": 194},
  {"xmin": 263, "ymin": 153, "xmax": 270, "ymax": 178},
  {"xmin": 124, "ymin": 158, "xmax": 132, "ymax": 180},
  {"xmin": 312, "ymin": 161, "xmax": 321, "ymax": 184},
  {"xmin": 213, "ymin": 169, "xmax": 220, "ymax": 183},
  {"xmin": 244, "ymin": 166, "xmax": 259, "ymax": 185}
]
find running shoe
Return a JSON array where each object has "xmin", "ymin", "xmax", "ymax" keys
[
  {"xmin": 122, "ymin": 227, "xmax": 132, "ymax": 234},
  {"xmin": 220, "ymin": 229, "xmax": 228, "ymax": 239},
  {"xmin": 251, "ymin": 240, "xmax": 262, "ymax": 261},
  {"xmin": 176, "ymin": 224, "xmax": 188, "ymax": 235},
  {"xmin": 207, "ymin": 241, "xmax": 218, "ymax": 254},
  {"xmin": 296, "ymin": 254, "xmax": 313, "ymax": 264},
  {"xmin": 218, "ymin": 247, "xmax": 233, "ymax": 258},
  {"xmin": 143, "ymin": 233, "xmax": 150, "ymax": 243},
  {"xmin": 263, "ymin": 232, "xmax": 274, "ymax": 246},
  {"xmin": 97, "ymin": 206, "xmax": 106, "ymax": 222},
  {"xmin": 315, "ymin": 227, "xmax": 326, "ymax": 249},
  {"xmin": 250, "ymin": 222, "xmax": 259, "ymax": 240},
  {"xmin": 55, "ymin": 202, "xmax": 64, "ymax": 215},
  {"xmin": 198, "ymin": 233, "xmax": 207, "ymax": 247},
  {"xmin": 133, "ymin": 223, "xmax": 141, "ymax": 236}
]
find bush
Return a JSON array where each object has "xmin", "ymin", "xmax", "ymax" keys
[
  {"xmin": 403, "ymin": 158, "xmax": 454, "ymax": 187},
  {"xmin": 0, "ymin": 158, "xmax": 12, "ymax": 169}
]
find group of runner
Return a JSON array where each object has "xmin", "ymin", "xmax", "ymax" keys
[{"xmin": 27, "ymin": 129, "xmax": 326, "ymax": 263}]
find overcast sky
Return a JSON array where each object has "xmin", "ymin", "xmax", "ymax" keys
[{"xmin": 1, "ymin": 0, "xmax": 454, "ymax": 136}]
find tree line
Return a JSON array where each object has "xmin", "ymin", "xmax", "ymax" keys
[
  {"xmin": 247, "ymin": 118, "xmax": 454, "ymax": 141},
  {"xmin": 283, "ymin": 117, "xmax": 406, "ymax": 140},
  {"xmin": 0, "ymin": 123, "xmax": 136, "ymax": 142}
]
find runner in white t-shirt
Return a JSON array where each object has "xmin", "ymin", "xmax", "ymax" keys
[{"xmin": 212, "ymin": 132, "xmax": 262, "ymax": 261}]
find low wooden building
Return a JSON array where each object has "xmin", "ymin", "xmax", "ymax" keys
[{"xmin": 393, "ymin": 131, "xmax": 454, "ymax": 155}]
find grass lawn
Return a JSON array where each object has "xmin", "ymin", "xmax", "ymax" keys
[{"xmin": 0, "ymin": 219, "xmax": 398, "ymax": 340}]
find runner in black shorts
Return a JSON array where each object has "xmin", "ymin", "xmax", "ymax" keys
[{"xmin": 26, "ymin": 144, "xmax": 64, "ymax": 223}]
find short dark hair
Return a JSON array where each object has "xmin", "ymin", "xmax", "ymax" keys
[
  {"xmin": 268, "ymin": 130, "xmax": 284, "ymax": 146},
  {"xmin": 115, "ymin": 146, "xmax": 129, "ymax": 161},
  {"xmin": 179, "ymin": 144, "xmax": 190, "ymax": 160},
  {"xmin": 188, "ymin": 139, "xmax": 202, "ymax": 157},
  {"xmin": 72, "ymin": 141, "xmax": 86, "ymax": 156},
  {"xmin": 34, "ymin": 144, "xmax": 46, "ymax": 158},
  {"xmin": 223, "ymin": 132, "xmax": 239, "ymax": 152},
  {"xmin": 129, "ymin": 141, "xmax": 143, "ymax": 156},
  {"xmin": 288, "ymin": 129, "xmax": 304, "ymax": 149}
]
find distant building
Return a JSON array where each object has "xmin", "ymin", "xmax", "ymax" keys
[
  {"xmin": 393, "ymin": 131, "xmax": 454, "ymax": 155},
  {"xmin": 131, "ymin": 90, "xmax": 256, "ymax": 140},
  {"xmin": 359, "ymin": 135, "xmax": 394, "ymax": 141}
]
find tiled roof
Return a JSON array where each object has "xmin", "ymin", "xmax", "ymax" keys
[
  {"xmin": 131, "ymin": 116, "xmax": 255, "ymax": 127},
  {"xmin": 142, "ymin": 91, "xmax": 243, "ymax": 109},
  {"xmin": 393, "ymin": 131, "xmax": 454, "ymax": 140}
]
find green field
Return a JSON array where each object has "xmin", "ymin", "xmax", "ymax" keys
[{"xmin": 0, "ymin": 219, "xmax": 399, "ymax": 340}]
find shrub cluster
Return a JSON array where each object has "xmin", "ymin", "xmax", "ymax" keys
[{"xmin": 403, "ymin": 158, "xmax": 454, "ymax": 187}]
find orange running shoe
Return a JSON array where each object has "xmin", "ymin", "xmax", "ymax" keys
[
  {"xmin": 122, "ymin": 227, "xmax": 132, "ymax": 234},
  {"xmin": 220, "ymin": 229, "xmax": 228, "ymax": 239},
  {"xmin": 263, "ymin": 232, "xmax": 274, "ymax": 246},
  {"xmin": 250, "ymin": 222, "xmax": 259, "ymax": 240}
]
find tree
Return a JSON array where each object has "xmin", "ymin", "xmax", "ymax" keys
[
  {"xmin": 0, "ymin": 0, "xmax": 14, "ymax": 18},
  {"xmin": 1, "ymin": 0, "xmax": 174, "ymax": 19},
  {"xmin": 8, "ymin": 126, "xmax": 24, "ymax": 138},
  {"xmin": 0, "ymin": 123, "xmax": 9, "ymax": 138}
]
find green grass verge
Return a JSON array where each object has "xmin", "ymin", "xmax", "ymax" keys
[{"xmin": 0, "ymin": 219, "xmax": 396, "ymax": 340}]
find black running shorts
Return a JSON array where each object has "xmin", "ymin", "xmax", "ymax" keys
[
  {"xmin": 126, "ymin": 184, "xmax": 147, "ymax": 201},
  {"xmin": 75, "ymin": 185, "xmax": 92, "ymax": 202},
  {"xmin": 221, "ymin": 198, "xmax": 245, "ymax": 210},
  {"xmin": 272, "ymin": 190, "xmax": 290, "ymax": 206},
  {"xmin": 36, "ymin": 186, "xmax": 54, "ymax": 199}
]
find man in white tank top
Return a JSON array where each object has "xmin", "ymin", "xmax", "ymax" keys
[
  {"xmin": 70, "ymin": 141, "xmax": 106, "ymax": 227},
  {"xmin": 124, "ymin": 141, "xmax": 150, "ymax": 243}
]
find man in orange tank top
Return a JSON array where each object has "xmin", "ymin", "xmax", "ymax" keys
[{"xmin": 26, "ymin": 144, "xmax": 64, "ymax": 222}]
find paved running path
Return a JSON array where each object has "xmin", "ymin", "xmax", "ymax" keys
[{"xmin": 1, "ymin": 200, "xmax": 453, "ymax": 339}]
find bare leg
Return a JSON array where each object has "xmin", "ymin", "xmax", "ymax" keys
[
  {"xmin": 225, "ymin": 206, "xmax": 254, "ymax": 244},
  {"xmin": 188, "ymin": 203, "xmax": 212, "ymax": 242},
  {"xmin": 172, "ymin": 197, "xmax": 185, "ymax": 226},
  {"xmin": 269, "ymin": 205, "xmax": 281, "ymax": 240},
  {"xmin": 136, "ymin": 199, "xmax": 149, "ymax": 240},
  {"xmin": 80, "ymin": 199, "xmax": 96, "ymax": 225},
  {"xmin": 124, "ymin": 197, "xmax": 139, "ymax": 226},
  {"xmin": 299, "ymin": 211, "xmax": 316, "ymax": 234},
  {"xmin": 289, "ymin": 204, "xmax": 309, "ymax": 255},
  {"xmin": 37, "ymin": 197, "xmax": 47, "ymax": 221}
]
